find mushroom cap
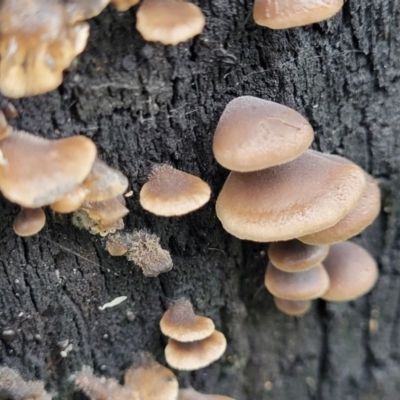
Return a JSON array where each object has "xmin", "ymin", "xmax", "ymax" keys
[
  {"xmin": 13, "ymin": 208, "xmax": 46, "ymax": 237},
  {"xmin": 110, "ymin": 0, "xmax": 140, "ymax": 11},
  {"xmin": 140, "ymin": 164, "xmax": 211, "ymax": 216},
  {"xmin": 160, "ymin": 299, "xmax": 215, "ymax": 342},
  {"xmin": 0, "ymin": 111, "xmax": 12, "ymax": 141},
  {"xmin": 265, "ymin": 262, "xmax": 330, "ymax": 301},
  {"xmin": 273, "ymin": 297, "xmax": 312, "ymax": 316},
  {"xmin": 321, "ymin": 241, "xmax": 378, "ymax": 302},
  {"xmin": 216, "ymin": 150, "xmax": 367, "ymax": 242},
  {"xmin": 50, "ymin": 185, "xmax": 90, "ymax": 213},
  {"xmin": 213, "ymin": 96, "xmax": 314, "ymax": 172},
  {"xmin": 0, "ymin": 131, "xmax": 97, "ymax": 207},
  {"xmin": 268, "ymin": 240, "xmax": 329, "ymax": 272},
  {"xmin": 165, "ymin": 331, "xmax": 227, "ymax": 371},
  {"xmin": 65, "ymin": 0, "xmax": 109, "ymax": 23},
  {"xmin": 124, "ymin": 352, "xmax": 178, "ymax": 400},
  {"xmin": 105, "ymin": 232, "xmax": 132, "ymax": 256},
  {"xmin": 178, "ymin": 387, "xmax": 235, "ymax": 400},
  {"xmin": 253, "ymin": 0, "xmax": 344, "ymax": 30},
  {"xmin": 136, "ymin": 0, "xmax": 205, "ymax": 45},
  {"xmin": 299, "ymin": 155, "xmax": 381, "ymax": 245}
]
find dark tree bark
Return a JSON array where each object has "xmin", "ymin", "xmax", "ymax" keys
[{"xmin": 0, "ymin": 0, "xmax": 399, "ymax": 399}]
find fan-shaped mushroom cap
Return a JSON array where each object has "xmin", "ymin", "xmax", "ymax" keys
[
  {"xmin": 140, "ymin": 164, "xmax": 211, "ymax": 216},
  {"xmin": 299, "ymin": 154, "xmax": 381, "ymax": 245},
  {"xmin": 13, "ymin": 207, "xmax": 46, "ymax": 237},
  {"xmin": 50, "ymin": 185, "xmax": 90, "ymax": 213},
  {"xmin": 0, "ymin": 131, "xmax": 97, "ymax": 207},
  {"xmin": 213, "ymin": 96, "xmax": 314, "ymax": 172},
  {"xmin": 216, "ymin": 150, "xmax": 367, "ymax": 242},
  {"xmin": 253, "ymin": 0, "xmax": 344, "ymax": 30},
  {"xmin": 110, "ymin": 0, "xmax": 140, "ymax": 11},
  {"xmin": 124, "ymin": 352, "xmax": 178, "ymax": 400},
  {"xmin": 273, "ymin": 297, "xmax": 312, "ymax": 316},
  {"xmin": 165, "ymin": 331, "xmax": 226, "ymax": 371},
  {"xmin": 136, "ymin": 0, "xmax": 205, "ymax": 45},
  {"xmin": 179, "ymin": 387, "xmax": 236, "ymax": 400},
  {"xmin": 268, "ymin": 240, "xmax": 329, "ymax": 272},
  {"xmin": 265, "ymin": 262, "xmax": 330, "ymax": 300},
  {"xmin": 160, "ymin": 299, "xmax": 215, "ymax": 342},
  {"xmin": 321, "ymin": 241, "xmax": 378, "ymax": 302}
]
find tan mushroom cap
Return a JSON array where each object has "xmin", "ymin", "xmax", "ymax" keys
[
  {"xmin": 299, "ymin": 154, "xmax": 381, "ymax": 245},
  {"xmin": 165, "ymin": 330, "xmax": 227, "ymax": 371},
  {"xmin": 216, "ymin": 150, "xmax": 367, "ymax": 242},
  {"xmin": 124, "ymin": 352, "xmax": 178, "ymax": 400},
  {"xmin": 105, "ymin": 232, "xmax": 132, "ymax": 256},
  {"xmin": 13, "ymin": 207, "xmax": 46, "ymax": 237},
  {"xmin": 110, "ymin": 0, "xmax": 140, "ymax": 12},
  {"xmin": 160, "ymin": 299, "xmax": 215, "ymax": 342},
  {"xmin": 321, "ymin": 241, "xmax": 378, "ymax": 302},
  {"xmin": 0, "ymin": 131, "xmax": 97, "ymax": 207},
  {"xmin": 179, "ymin": 387, "xmax": 235, "ymax": 400},
  {"xmin": 268, "ymin": 240, "xmax": 329, "ymax": 272},
  {"xmin": 253, "ymin": 0, "xmax": 344, "ymax": 30},
  {"xmin": 265, "ymin": 262, "xmax": 330, "ymax": 300},
  {"xmin": 0, "ymin": 111, "xmax": 12, "ymax": 141},
  {"xmin": 65, "ymin": 0, "xmax": 109, "ymax": 23},
  {"xmin": 136, "ymin": 0, "xmax": 205, "ymax": 45},
  {"xmin": 140, "ymin": 164, "xmax": 211, "ymax": 216},
  {"xmin": 50, "ymin": 185, "xmax": 90, "ymax": 214},
  {"xmin": 273, "ymin": 297, "xmax": 312, "ymax": 316},
  {"xmin": 213, "ymin": 96, "xmax": 314, "ymax": 172}
]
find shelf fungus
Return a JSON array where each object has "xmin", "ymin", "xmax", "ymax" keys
[
  {"xmin": 105, "ymin": 230, "xmax": 173, "ymax": 276},
  {"xmin": 136, "ymin": 0, "xmax": 205, "ymax": 45},
  {"xmin": 140, "ymin": 164, "xmax": 211, "ymax": 216},
  {"xmin": 0, "ymin": 0, "xmax": 90, "ymax": 97}
]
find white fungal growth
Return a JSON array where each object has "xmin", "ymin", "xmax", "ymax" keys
[{"xmin": 98, "ymin": 296, "xmax": 128, "ymax": 311}]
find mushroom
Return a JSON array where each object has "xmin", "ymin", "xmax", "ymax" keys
[
  {"xmin": 216, "ymin": 150, "xmax": 367, "ymax": 242},
  {"xmin": 179, "ymin": 387, "xmax": 236, "ymax": 400},
  {"xmin": 213, "ymin": 96, "xmax": 314, "ymax": 172},
  {"xmin": 0, "ymin": 110, "xmax": 11, "ymax": 141},
  {"xmin": 321, "ymin": 241, "xmax": 378, "ymax": 302},
  {"xmin": 273, "ymin": 297, "xmax": 312, "ymax": 316},
  {"xmin": 65, "ymin": 0, "xmax": 109, "ymax": 23},
  {"xmin": 136, "ymin": 0, "xmax": 205, "ymax": 45},
  {"xmin": 140, "ymin": 164, "xmax": 211, "ymax": 216},
  {"xmin": 105, "ymin": 232, "xmax": 132, "ymax": 256},
  {"xmin": 268, "ymin": 240, "xmax": 329, "ymax": 272},
  {"xmin": 165, "ymin": 330, "xmax": 227, "ymax": 370},
  {"xmin": 50, "ymin": 185, "xmax": 90, "ymax": 214},
  {"xmin": 160, "ymin": 299, "xmax": 215, "ymax": 342},
  {"xmin": 110, "ymin": 0, "xmax": 140, "ymax": 12},
  {"xmin": 265, "ymin": 262, "xmax": 330, "ymax": 301},
  {"xmin": 13, "ymin": 207, "xmax": 46, "ymax": 237},
  {"xmin": 253, "ymin": 0, "xmax": 344, "ymax": 30},
  {"xmin": 0, "ymin": 130, "xmax": 97, "ymax": 208}
]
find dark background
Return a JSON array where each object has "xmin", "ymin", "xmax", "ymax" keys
[{"xmin": 0, "ymin": 0, "xmax": 399, "ymax": 398}]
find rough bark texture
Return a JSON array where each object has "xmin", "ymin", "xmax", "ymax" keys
[{"xmin": 0, "ymin": 0, "xmax": 399, "ymax": 399}]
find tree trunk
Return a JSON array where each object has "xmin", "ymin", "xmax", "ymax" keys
[{"xmin": 0, "ymin": 0, "xmax": 399, "ymax": 398}]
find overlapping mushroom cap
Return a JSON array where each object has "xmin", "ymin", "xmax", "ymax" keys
[
  {"xmin": 216, "ymin": 150, "xmax": 367, "ymax": 242},
  {"xmin": 179, "ymin": 387, "xmax": 236, "ymax": 400},
  {"xmin": 273, "ymin": 297, "xmax": 312, "ymax": 316},
  {"xmin": 213, "ymin": 96, "xmax": 314, "ymax": 172},
  {"xmin": 253, "ymin": 0, "xmax": 344, "ymax": 29}
]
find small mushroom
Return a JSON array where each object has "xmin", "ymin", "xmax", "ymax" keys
[
  {"xmin": 13, "ymin": 207, "xmax": 46, "ymax": 237},
  {"xmin": 160, "ymin": 299, "xmax": 215, "ymax": 342},
  {"xmin": 268, "ymin": 240, "xmax": 329, "ymax": 272},
  {"xmin": 273, "ymin": 297, "xmax": 312, "ymax": 316},
  {"xmin": 179, "ymin": 387, "xmax": 236, "ymax": 400},
  {"xmin": 140, "ymin": 164, "xmax": 211, "ymax": 216},
  {"xmin": 110, "ymin": 0, "xmax": 140, "ymax": 11},
  {"xmin": 321, "ymin": 241, "xmax": 378, "ymax": 302},
  {"xmin": 136, "ymin": 0, "xmax": 205, "ymax": 45},
  {"xmin": 265, "ymin": 262, "xmax": 330, "ymax": 301},
  {"xmin": 253, "ymin": 0, "xmax": 344, "ymax": 30},
  {"xmin": 165, "ymin": 330, "xmax": 227, "ymax": 371},
  {"xmin": 213, "ymin": 96, "xmax": 314, "ymax": 172},
  {"xmin": 50, "ymin": 185, "xmax": 90, "ymax": 214},
  {"xmin": 105, "ymin": 232, "xmax": 132, "ymax": 256}
]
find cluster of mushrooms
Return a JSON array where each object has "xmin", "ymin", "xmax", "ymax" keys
[{"xmin": 213, "ymin": 96, "xmax": 380, "ymax": 315}]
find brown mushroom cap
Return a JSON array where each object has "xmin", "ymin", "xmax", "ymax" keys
[
  {"xmin": 178, "ymin": 387, "xmax": 235, "ymax": 400},
  {"xmin": 105, "ymin": 232, "xmax": 132, "ymax": 256},
  {"xmin": 299, "ymin": 154, "xmax": 381, "ymax": 245},
  {"xmin": 165, "ymin": 331, "xmax": 227, "ymax": 371},
  {"xmin": 0, "ymin": 131, "xmax": 97, "ymax": 207},
  {"xmin": 216, "ymin": 150, "xmax": 367, "ymax": 242},
  {"xmin": 136, "ymin": 0, "xmax": 205, "ymax": 45},
  {"xmin": 50, "ymin": 185, "xmax": 90, "ymax": 213},
  {"xmin": 265, "ymin": 262, "xmax": 330, "ymax": 300},
  {"xmin": 160, "ymin": 299, "xmax": 215, "ymax": 342},
  {"xmin": 213, "ymin": 96, "xmax": 314, "ymax": 172},
  {"xmin": 110, "ymin": 0, "xmax": 140, "ymax": 11},
  {"xmin": 140, "ymin": 164, "xmax": 211, "ymax": 216},
  {"xmin": 13, "ymin": 207, "xmax": 46, "ymax": 237},
  {"xmin": 273, "ymin": 297, "xmax": 312, "ymax": 316},
  {"xmin": 253, "ymin": 0, "xmax": 344, "ymax": 30},
  {"xmin": 321, "ymin": 241, "xmax": 378, "ymax": 302},
  {"xmin": 268, "ymin": 240, "xmax": 329, "ymax": 272},
  {"xmin": 124, "ymin": 352, "xmax": 178, "ymax": 400}
]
